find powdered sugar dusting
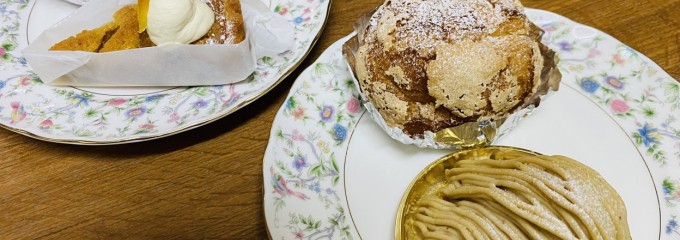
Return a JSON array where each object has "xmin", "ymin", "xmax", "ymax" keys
[
  {"xmin": 203, "ymin": 0, "xmax": 226, "ymax": 44},
  {"xmin": 364, "ymin": 0, "xmax": 524, "ymax": 55},
  {"xmin": 200, "ymin": 0, "xmax": 244, "ymax": 44}
]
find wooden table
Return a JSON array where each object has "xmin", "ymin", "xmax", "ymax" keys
[{"xmin": 1, "ymin": 0, "xmax": 678, "ymax": 239}]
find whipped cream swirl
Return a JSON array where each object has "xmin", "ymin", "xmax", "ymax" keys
[{"xmin": 147, "ymin": 0, "xmax": 215, "ymax": 45}]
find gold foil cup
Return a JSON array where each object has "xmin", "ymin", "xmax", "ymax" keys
[
  {"xmin": 395, "ymin": 146, "xmax": 541, "ymax": 239},
  {"xmin": 342, "ymin": 9, "xmax": 562, "ymax": 149}
]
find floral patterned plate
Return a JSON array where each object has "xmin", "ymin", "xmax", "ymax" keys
[
  {"xmin": 263, "ymin": 9, "xmax": 680, "ymax": 240},
  {"xmin": 0, "ymin": 0, "xmax": 329, "ymax": 144}
]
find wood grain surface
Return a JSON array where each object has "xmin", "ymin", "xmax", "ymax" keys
[{"xmin": 1, "ymin": 0, "xmax": 678, "ymax": 239}]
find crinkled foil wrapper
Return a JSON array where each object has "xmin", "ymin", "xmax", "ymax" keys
[{"xmin": 342, "ymin": 10, "xmax": 561, "ymax": 149}]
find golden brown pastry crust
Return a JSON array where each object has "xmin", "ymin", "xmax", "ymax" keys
[
  {"xmin": 48, "ymin": 22, "xmax": 118, "ymax": 52},
  {"xmin": 355, "ymin": 0, "xmax": 545, "ymax": 137},
  {"xmin": 50, "ymin": 0, "xmax": 246, "ymax": 52}
]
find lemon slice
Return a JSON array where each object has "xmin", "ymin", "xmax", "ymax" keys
[{"xmin": 138, "ymin": 0, "xmax": 149, "ymax": 33}]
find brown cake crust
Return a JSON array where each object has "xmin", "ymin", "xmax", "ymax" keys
[
  {"xmin": 355, "ymin": 0, "xmax": 545, "ymax": 137},
  {"xmin": 48, "ymin": 22, "xmax": 118, "ymax": 52},
  {"xmin": 196, "ymin": 0, "xmax": 246, "ymax": 44}
]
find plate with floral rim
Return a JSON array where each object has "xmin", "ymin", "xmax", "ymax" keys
[
  {"xmin": 0, "ymin": 0, "xmax": 329, "ymax": 145},
  {"xmin": 262, "ymin": 8, "xmax": 680, "ymax": 240}
]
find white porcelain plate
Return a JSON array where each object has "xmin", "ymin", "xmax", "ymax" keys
[
  {"xmin": 263, "ymin": 9, "xmax": 680, "ymax": 240},
  {"xmin": 0, "ymin": 0, "xmax": 329, "ymax": 144}
]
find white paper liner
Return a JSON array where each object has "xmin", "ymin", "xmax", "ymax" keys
[{"xmin": 23, "ymin": 0, "xmax": 294, "ymax": 87}]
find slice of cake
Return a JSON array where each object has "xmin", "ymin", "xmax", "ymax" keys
[{"xmin": 49, "ymin": 0, "xmax": 245, "ymax": 52}]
